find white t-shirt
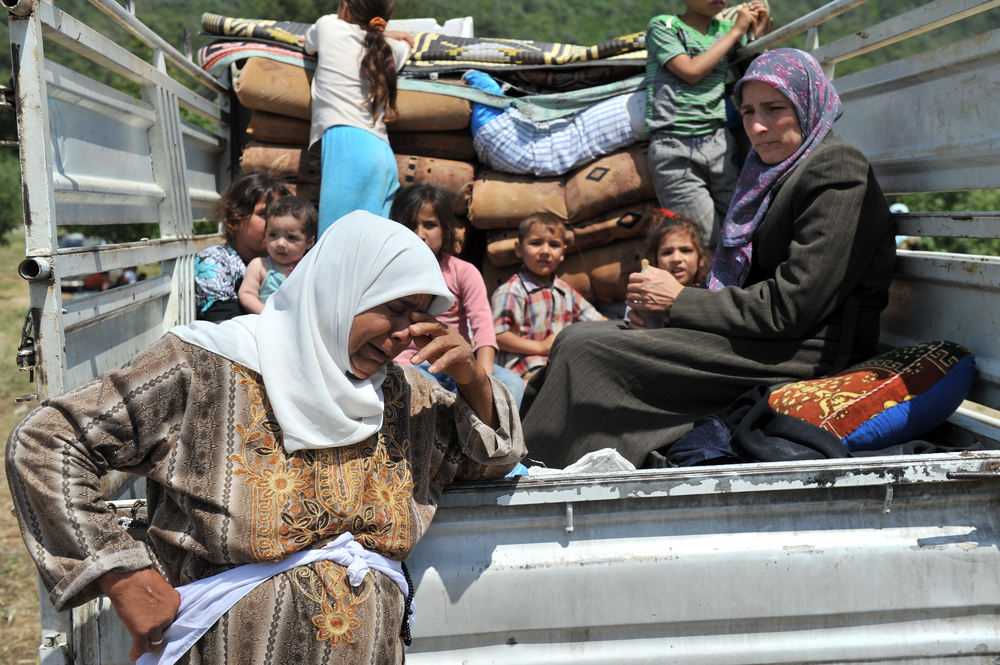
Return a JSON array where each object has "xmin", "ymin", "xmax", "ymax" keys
[{"xmin": 304, "ymin": 15, "xmax": 411, "ymax": 152}]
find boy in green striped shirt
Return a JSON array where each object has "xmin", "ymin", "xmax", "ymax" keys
[{"xmin": 645, "ymin": 0, "xmax": 767, "ymax": 246}]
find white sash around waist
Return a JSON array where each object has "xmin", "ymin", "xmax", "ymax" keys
[{"xmin": 138, "ymin": 532, "xmax": 412, "ymax": 665}]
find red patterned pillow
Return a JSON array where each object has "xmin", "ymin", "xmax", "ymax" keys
[{"xmin": 769, "ymin": 341, "xmax": 976, "ymax": 451}]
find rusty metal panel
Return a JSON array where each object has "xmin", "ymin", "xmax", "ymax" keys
[
  {"xmin": 833, "ymin": 28, "xmax": 1000, "ymax": 194},
  {"xmin": 896, "ymin": 212, "xmax": 1000, "ymax": 239}
]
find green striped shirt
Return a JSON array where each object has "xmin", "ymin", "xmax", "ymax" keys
[{"xmin": 644, "ymin": 14, "xmax": 745, "ymax": 137}]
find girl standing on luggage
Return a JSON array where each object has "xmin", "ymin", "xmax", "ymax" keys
[{"xmin": 304, "ymin": 0, "xmax": 414, "ymax": 236}]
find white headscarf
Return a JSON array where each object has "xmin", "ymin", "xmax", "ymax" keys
[{"xmin": 172, "ymin": 211, "xmax": 454, "ymax": 451}]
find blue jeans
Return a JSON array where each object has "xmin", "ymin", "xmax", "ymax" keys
[{"xmin": 410, "ymin": 362, "xmax": 525, "ymax": 410}]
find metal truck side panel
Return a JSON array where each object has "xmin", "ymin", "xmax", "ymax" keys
[{"xmin": 407, "ymin": 456, "xmax": 1000, "ymax": 662}]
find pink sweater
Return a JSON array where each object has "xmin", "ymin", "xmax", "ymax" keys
[{"xmin": 395, "ymin": 255, "xmax": 498, "ymax": 365}]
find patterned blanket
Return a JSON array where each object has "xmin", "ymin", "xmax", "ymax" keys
[
  {"xmin": 199, "ymin": 3, "xmax": 767, "ymax": 78},
  {"xmin": 201, "ymin": 13, "xmax": 309, "ymax": 47},
  {"xmin": 200, "ymin": 12, "xmax": 647, "ymax": 69}
]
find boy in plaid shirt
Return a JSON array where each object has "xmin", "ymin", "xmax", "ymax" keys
[{"xmin": 492, "ymin": 214, "xmax": 605, "ymax": 379}]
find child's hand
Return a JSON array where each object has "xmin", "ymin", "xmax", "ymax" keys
[
  {"xmin": 625, "ymin": 308, "xmax": 669, "ymax": 330},
  {"xmin": 408, "ymin": 312, "xmax": 483, "ymax": 386},
  {"xmin": 626, "ymin": 308, "xmax": 647, "ymax": 330},
  {"xmin": 385, "ymin": 30, "xmax": 415, "ymax": 49},
  {"xmin": 541, "ymin": 334, "xmax": 558, "ymax": 355},
  {"xmin": 732, "ymin": 3, "xmax": 761, "ymax": 36},
  {"xmin": 749, "ymin": 1, "xmax": 769, "ymax": 38}
]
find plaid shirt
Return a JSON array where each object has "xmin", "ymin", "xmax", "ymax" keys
[{"xmin": 492, "ymin": 266, "xmax": 604, "ymax": 376}]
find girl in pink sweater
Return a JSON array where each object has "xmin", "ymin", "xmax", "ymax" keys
[{"xmin": 390, "ymin": 185, "xmax": 525, "ymax": 406}]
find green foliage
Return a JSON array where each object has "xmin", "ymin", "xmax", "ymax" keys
[
  {"xmin": 254, "ymin": 0, "xmax": 325, "ymax": 23},
  {"xmin": 0, "ymin": 147, "xmax": 22, "ymax": 244},
  {"xmin": 395, "ymin": 0, "xmax": 662, "ymax": 44},
  {"xmin": 59, "ymin": 223, "xmax": 161, "ymax": 245},
  {"xmin": 891, "ymin": 190, "xmax": 1000, "ymax": 256},
  {"xmin": 895, "ymin": 190, "xmax": 1000, "ymax": 213}
]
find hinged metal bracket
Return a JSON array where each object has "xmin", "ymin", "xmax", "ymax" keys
[
  {"xmin": 38, "ymin": 630, "xmax": 69, "ymax": 665},
  {"xmin": 16, "ymin": 308, "xmax": 37, "ymax": 383},
  {"xmin": 946, "ymin": 460, "xmax": 1000, "ymax": 480}
]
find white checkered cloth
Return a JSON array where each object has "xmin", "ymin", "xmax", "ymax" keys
[{"xmin": 473, "ymin": 91, "xmax": 646, "ymax": 177}]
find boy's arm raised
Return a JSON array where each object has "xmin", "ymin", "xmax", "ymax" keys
[{"xmin": 665, "ymin": 4, "xmax": 758, "ymax": 85}]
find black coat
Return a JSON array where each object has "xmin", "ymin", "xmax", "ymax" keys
[{"xmin": 521, "ymin": 135, "xmax": 897, "ymax": 468}]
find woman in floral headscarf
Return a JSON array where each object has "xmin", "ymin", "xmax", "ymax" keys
[{"xmin": 521, "ymin": 48, "xmax": 897, "ymax": 469}]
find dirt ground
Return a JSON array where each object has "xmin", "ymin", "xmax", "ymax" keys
[{"xmin": 0, "ymin": 230, "xmax": 44, "ymax": 664}]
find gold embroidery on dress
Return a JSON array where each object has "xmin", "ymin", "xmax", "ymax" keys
[
  {"xmin": 228, "ymin": 365, "xmax": 415, "ymax": 646},
  {"xmin": 292, "ymin": 561, "xmax": 372, "ymax": 648}
]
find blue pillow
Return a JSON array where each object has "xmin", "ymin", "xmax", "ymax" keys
[{"xmin": 770, "ymin": 341, "xmax": 977, "ymax": 452}]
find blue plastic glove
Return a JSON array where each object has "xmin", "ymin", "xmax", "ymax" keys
[{"xmin": 463, "ymin": 70, "xmax": 505, "ymax": 136}]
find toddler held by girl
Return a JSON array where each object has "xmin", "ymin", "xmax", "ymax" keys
[
  {"xmin": 238, "ymin": 197, "xmax": 318, "ymax": 314},
  {"xmin": 195, "ymin": 172, "xmax": 289, "ymax": 322},
  {"xmin": 390, "ymin": 184, "xmax": 526, "ymax": 407}
]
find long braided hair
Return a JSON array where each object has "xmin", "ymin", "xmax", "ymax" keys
[{"xmin": 344, "ymin": 0, "xmax": 400, "ymax": 123}]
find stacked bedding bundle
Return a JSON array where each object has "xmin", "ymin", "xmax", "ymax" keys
[
  {"xmin": 200, "ymin": 11, "xmax": 693, "ymax": 308},
  {"xmin": 232, "ymin": 56, "xmax": 478, "ymax": 250},
  {"xmin": 473, "ymin": 144, "xmax": 659, "ymax": 303}
]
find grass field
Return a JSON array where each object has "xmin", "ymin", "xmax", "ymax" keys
[{"xmin": 0, "ymin": 229, "xmax": 44, "ymax": 665}]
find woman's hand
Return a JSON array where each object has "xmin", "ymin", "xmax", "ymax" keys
[
  {"xmin": 408, "ymin": 312, "xmax": 498, "ymax": 428},
  {"xmin": 97, "ymin": 567, "xmax": 180, "ymax": 662},
  {"xmin": 626, "ymin": 265, "xmax": 685, "ymax": 317},
  {"xmin": 408, "ymin": 312, "xmax": 481, "ymax": 385}
]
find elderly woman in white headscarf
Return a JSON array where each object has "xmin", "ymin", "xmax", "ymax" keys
[{"xmin": 6, "ymin": 212, "xmax": 525, "ymax": 665}]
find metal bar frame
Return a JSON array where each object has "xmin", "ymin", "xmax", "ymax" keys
[
  {"xmin": 10, "ymin": 1, "xmax": 230, "ymax": 661},
  {"xmin": 811, "ymin": 0, "xmax": 1000, "ymax": 65},
  {"xmin": 733, "ymin": 0, "xmax": 871, "ymax": 62},
  {"xmin": 35, "ymin": 2, "xmax": 221, "ymax": 123},
  {"xmin": 82, "ymin": 0, "xmax": 226, "ymax": 94},
  {"xmin": 9, "ymin": 1, "xmax": 228, "ymax": 394},
  {"xmin": 895, "ymin": 212, "xmax": 1000, "ymax": 239}
]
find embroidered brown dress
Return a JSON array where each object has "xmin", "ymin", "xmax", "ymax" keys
[{"xmin": 6, "ymin": 334, "xmax": 525, "ymax": 663}]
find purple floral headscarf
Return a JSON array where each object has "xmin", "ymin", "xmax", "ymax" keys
[{"xmin": 707, "ymin": 48, "xmax": 843, "ymax": 291}]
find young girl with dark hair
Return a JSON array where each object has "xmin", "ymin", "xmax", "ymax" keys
[
  {"xmin": 644, "ymin": 209, "xmax": 710, "ymax": 288},
  {"xmin": 304, "ymin": 0, "xmax": 414, "ymax": 236},
  {"xmin": 195, "ymin": 171, "xmax": 290, "ymax": 322},
  {"xmin": 390, "ymin": 184, "xmax": 526, "ymax": 407}
]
